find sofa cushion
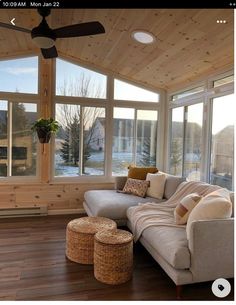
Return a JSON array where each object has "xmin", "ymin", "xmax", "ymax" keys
[
  {"xmin": 174, "ymin": 193, "xmax": 202, "ymax": 225},
  {"xmin": 146, "ymin": 172, "xmax": 166, "ymax": 199},
  {"xmin": 140, "ymin": 224, "xmax": 190, "ymax": 269},
  {"xmin": 123, "ymin": 178, "xmax": 150, "ymax": 197},
  {"xmin": 84, "ymin": 190, "xmax": 165, "ymax": 220},
  {"xmin": 164, "ymin": 174, "xmax": 186, "ymax": 199},
  {"xmin": 128, "ymin": 166, "xmax": 158, "ymax": 180},
  {"xmin": 186, "ymin": 188, "xmax": 232, "ymax": 239}
]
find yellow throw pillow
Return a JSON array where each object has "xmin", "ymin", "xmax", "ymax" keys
[
  {"xmin": 128, "ymin": 166, "xmax": 158, "ymax": 180},
  {"xmin": 123, "ymin": 178, "xmax": 150, "ymax": 198}
]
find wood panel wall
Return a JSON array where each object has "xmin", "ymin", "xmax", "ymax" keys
[{"xmin": 0, "ymin": 182, "xmax": 114, "ymax": 213}]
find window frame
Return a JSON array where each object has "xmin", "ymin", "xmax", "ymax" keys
[
  {"xmin": 167, "ymin": 69, "xmax": 234, "ymax": 189},
  {"xmin": 0, "ymin": 95, "xmax": 40, "ymax": 183},
  {"xmin": 52, "ymin": 61, "xmax": 162, "ymax": 182}
]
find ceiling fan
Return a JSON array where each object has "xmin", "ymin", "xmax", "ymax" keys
[{"xmin": 0, "ymin": 9, "xmax": 105, "ymax": 59}]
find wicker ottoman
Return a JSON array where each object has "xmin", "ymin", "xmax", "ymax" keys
[
  {"xmin": 66, "ymin": 216, "xmax": 117, "ymax": 264},
  {"xmin": 94, "ymin": 229, "xmax": 133, "ymax": 285}
]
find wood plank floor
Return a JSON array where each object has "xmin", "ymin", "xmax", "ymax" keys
[{"xmin": 0, "ymin": 214, "xmax": 234, "ymax": 301}]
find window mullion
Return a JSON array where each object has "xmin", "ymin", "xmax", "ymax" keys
[
  {"xmin": 182, "ymin": 107, "xmax": 188, "ymax": 177},
  {"xmin": 133, "ymin": 109, "xmax": 137, "ymax": 165},
  {"xmin": 7, "ymin": 102, "xmax": 12, "ymax": 177},
  {"xmin": 79, "ymin": 106, "xmax": 83, "ymax": 176}
]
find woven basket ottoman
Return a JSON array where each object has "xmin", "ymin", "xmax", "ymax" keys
[
  {"xmin": 94, "ymin": 229, "xmax": 133, "ymax": 285},
  {"xmin": 66, "ymin": 216, "xmax": 117, "ymax": 264}
]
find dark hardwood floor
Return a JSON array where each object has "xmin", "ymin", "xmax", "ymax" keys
[{"xmin": 0, "ymin": 214, "xmax": 234, "ymax": 301}]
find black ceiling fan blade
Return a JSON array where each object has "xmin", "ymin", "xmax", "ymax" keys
[
  {"xmin": 54, "ymin": 21, "xmax": 105, "ymax": 38},
  {"xmin": 0, "ymin": 22, "xmax": 31, "ymax": 34},
  {"xmin": 41, "ymin": 46, "xmax": 58, "ymax": 59}
]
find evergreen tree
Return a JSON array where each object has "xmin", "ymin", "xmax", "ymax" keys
[
  {"xmin": 170, "ymin": 139, "xmax": 182, "ymax": 175},
  {"xmin": 140, "ymin": 138, "xmax": 156, "ymax": 166},
  {"xmin": 60, "ymin": 115, "xmax": 80, "ymax": 166}
]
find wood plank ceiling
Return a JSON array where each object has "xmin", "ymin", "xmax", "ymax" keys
[{"xmin": 0, "ymin": 9, "xmax": 233, "ymax": 91}]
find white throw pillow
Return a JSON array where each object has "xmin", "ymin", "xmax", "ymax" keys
[
  {"xmin": 146, "ymin": 172, "xmax": 166, "ymax": 199},
  {"xmin": 174, "ymin": 193, "xmax": 202, "ymax": 225},
  {"xmin": 186, "ymin": 188, "xmax": 232, "ymax": 239}
]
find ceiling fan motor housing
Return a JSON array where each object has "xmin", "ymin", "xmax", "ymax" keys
[{"xmin": 31, "ymin": 17, "xmax": 56, "ymax": 49}]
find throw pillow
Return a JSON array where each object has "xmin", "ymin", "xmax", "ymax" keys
[
  {"xmin": 146, "ymin": 172, "xmax": 166, "ymax": 199},
  {"xmin": 174, "ymin": 193, "xmax": 202, "ymax": 225},
  {"xmin": 123, "ymin": 178, "xmax": 150, "ymax": 198},
  {"xmin": 127, "ymin": 166, "xmax": 158, "ymax": 180},
  {"xmin": 186, "ymin": 188, "xmax": 232, "ymax": 239}
]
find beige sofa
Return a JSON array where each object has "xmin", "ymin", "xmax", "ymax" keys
[{"xmin": 83, "ymin": 175, "xmax": 234, "ymax": 297}]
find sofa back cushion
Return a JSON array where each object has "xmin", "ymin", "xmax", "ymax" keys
[
  {"xmin": 186, "ymin": 188, "xmax": 232, "ymax": 239},
  {"xmin": 146, "ymin": 172, "xmax": 166, "ymax": 199},
  {"xmin": 127, "ymin": 166, "xmax": 158, "ymax": 180},
  {"xmin": 163, "ymin": 174, "xmax": 186, "ymax": 199}
]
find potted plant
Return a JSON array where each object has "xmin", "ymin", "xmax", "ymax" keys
[{"xmin": 31, "ymin": 117, "xmax": 59, "ymax": 143}]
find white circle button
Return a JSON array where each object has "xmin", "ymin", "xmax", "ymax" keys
[{"xmin": 212, "ymin": 278, "xmax": 231, "ymax": 298}]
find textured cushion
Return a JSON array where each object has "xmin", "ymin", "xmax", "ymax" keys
[
  {"xmin": 146, "ymin": 172, "xmax": 166, "ymax": 199},
  {"xmin": 131, "ymin": 218, "xmax": 190, "ymax": 269},
  {"xmin": 164, "ymin": 174, "xmax": 186, "ymax": 199},
  {"xmin": 127, "ymin": 166, "xmax": 158, "ymax": 180},
  {"xmin": 186, "ymin": 188, "xmax": 232, "ymax": 239},
  {"xmin": 174, "ymin": 193, "xmax": 202, "ymax": 225},
  {"xmin": 84, "ymin": 190, "xmax": 165, "ymax": 220},
  {"xmin": 123, "ymin": 178, "xmax": 150, "ymax": 197}
]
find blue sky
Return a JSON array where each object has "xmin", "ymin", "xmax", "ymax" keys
[{"xmin": 0, "ymin": 56, "xmax": 38, "ymax": 93}]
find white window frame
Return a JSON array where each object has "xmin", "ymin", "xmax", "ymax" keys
[
  {"xmin": 167, "ymin": 69, "xmax": 234, "ymax": 187},
  {"xmin": 52, "ymin": 60, "xmax": 163, "ymax": 183},
  {"xmin": 0, "ymin": 55, "xmax": 40, "ymax": 182}
]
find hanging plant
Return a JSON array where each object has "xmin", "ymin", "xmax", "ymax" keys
[{"xmin": 31, "ymin": 117, "xmax": 59, "ymax": 143}]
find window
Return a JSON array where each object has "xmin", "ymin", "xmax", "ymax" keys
[
  {"xmin": 210, "ymin": 94, "xmax": 234, "ymax": 190},
  {"xmin": 56, "ymin": 59, "xmax": 107, "ymax": 99},
  {"xmin": 171, "ymin": 86, "xmax": 204, "ymax": 101},
  {"xmin": 0, "ymin": 101, "xmax": 37, "ymax": 177},
  {"xmin": 213, "ymin": 75, "xmax": 234, "ymax": 88},
  {"xmin": 55, "ymin": 103, "xmax": 105, "ymax": 177},
  {"xmin": 0, "ymin": 57, "xmax": 38, "ymax": 94},
  {"xmin": 112, "ymin": 108, "xmax": 158, "ymax": 175},
  {"xmin": 170, "ymin": 103, "xmax": 203, "ymax": 180},
  {"xmin": 183, "ymin": 103, "xmax": 203, "ymax": 181},
  {"xmin": 136, "ymin": 110, "xmax": 158, "ymax": 167},
  {"xmin": 170, "ymin": 107, "xmax": 184, "ymax": 176},
  {"xmin": 114, "ymin": 79, "xmax": 159, "ymax": 102}
]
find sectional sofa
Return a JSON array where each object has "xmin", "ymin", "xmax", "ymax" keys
[{"xmin": 83, "ymin": 173, "xmax": 234, "ymax": 297}]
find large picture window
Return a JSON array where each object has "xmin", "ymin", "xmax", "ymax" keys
[
  {"xmin": 210, "ymin": 94, "xmax": 234, "ymax": 190},
  {"xmin": 55, "ymin": 103, "xmax": 105, "ymax": 177},
  {"xmin": 170, "ymin": 103, "xmax": 203, "ymax": 180},
  {"xmin": 0, "ymin": 101, "xmax": 37, "ymax": 177},
  {"xmin": 112, "ymin": 107, "xmax": 158, "ymax": 176}
]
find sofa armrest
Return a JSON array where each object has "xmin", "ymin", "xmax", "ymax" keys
[
  {"xmin": 115, "ymin": 176, "xmax": 127, "ymax": 190},
  {"xmin": 188, "ymin": 218, "xmax": 234, "ymax": 282}
]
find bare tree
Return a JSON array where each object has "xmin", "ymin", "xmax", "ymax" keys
[{"xmin": 56, "ymin": 73, "xmax": 105, "ymax": 174}]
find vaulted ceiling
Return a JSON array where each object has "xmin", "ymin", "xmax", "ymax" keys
[{"xmin": 0, "ymin": 9, "xmax": 234, "ymax": 91}]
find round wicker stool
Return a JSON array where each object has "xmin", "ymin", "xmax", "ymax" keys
[
  {"xmin": 94, "ymin": 229, "xmax": 133, "ymax": 285},
  {"xmin": 66, "ymin": 217, "xmax": 117, "ymax": 264}
]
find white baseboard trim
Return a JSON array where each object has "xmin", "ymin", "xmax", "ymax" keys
[{"xmin": 48, "ymin": 208, "xmax": 85, "ymax": 215}]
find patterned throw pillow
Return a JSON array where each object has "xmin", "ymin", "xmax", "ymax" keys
[
  {"xmin": 123, "ymin": 178, "xmax": 150, "ymax": 198},
  {"xmin": 174, "ymin": 193, "xmax": 202, "ymax": 225}
]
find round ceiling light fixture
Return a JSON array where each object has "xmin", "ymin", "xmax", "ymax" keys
[{"xmin": 131, "ymin": 30, "xmax": 156, "ymax": 44}]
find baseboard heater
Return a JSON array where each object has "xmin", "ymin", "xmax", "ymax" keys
[{"xmin": 0, "ymin": 205, "xmax": 48, "ymax": 218}]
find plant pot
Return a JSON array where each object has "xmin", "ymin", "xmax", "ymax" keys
[{"xmin": 36, "ymin": 129, "xmax": 51, "ymax": 143}]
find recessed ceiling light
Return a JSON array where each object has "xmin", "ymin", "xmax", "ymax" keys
[{"xmin": 131, "ymin": 30, "xmax": 156, "ymax": 44}]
